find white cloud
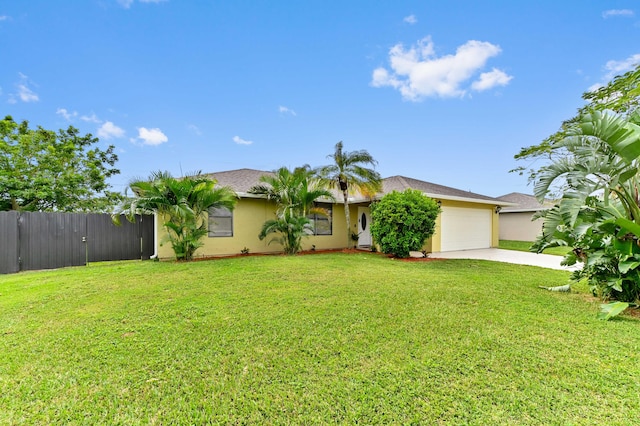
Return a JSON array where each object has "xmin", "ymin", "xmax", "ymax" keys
[
  {"xmin": 602, "ymin": 9, "xmax": 634, "ymax": 18},
  {"xmin": 587, "ymin": 82, "xmax": 604, "ymax": 92},
  {"xmin": 279, "ymin": 105, "xmax": 297, "ymax": 116},
  {"xmin": 233, "ymin": 135, "xmax": 253, "ymax": 145},
  {"xmin": 98, "ymin": 121, "xmax": 125, "ymax": 139},
  {"xmin": 0, "ymin": 15, "xmax": 9, "ymax": 21},
  {"xmin": 187, "ymin": 124, "xmax": 202, "ymax": 135},
  {"xmin": 587, "ymin": 53, "xmax": 640, "ymax": 92},
  {"xmin": 17, "ymin": 85, "xmax": 38, "ymax": 102},
  {"xmin": 118, "ymin": 0, "xmax": 166, "ymax": 8},
  {"xmin": 80, "ymin": 113, "xmax": 101, "ymax": 123},
  {"xmin": 136, "ymin": 127, "xmax": 168, "ymax": 145},
  {"xmin": 603, "ymin": 53, "xmax": 640, "ymax": 80},
  {"xmin": 403, "ymin": 14, "xmax": 417, "ymax": 24},
  {"xmin": 12, "ymin": 73, "xmax": 39, "ymax": 103},
  {"xmin": 371, "ymin": 36, "xmax": 511, "ymax": 100},
  {"xmin": 56, "ymin": 108, "xmax": 78, "ymax": 121},
  {"xmin": 471, "ymin": 68, "xmax": 513, "ymax": 91}
]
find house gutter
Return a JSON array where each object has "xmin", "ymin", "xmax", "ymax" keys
[
  {"xmin": 500, "ymin": 207, "xmax": 551, "ymax": 213},
  {"xmin": 149, "ymin": 213, "xmax": 158, "ymax": 259},
  {"xmin": 347, "ymin": 193, "xmax": 518, "ymax": 207}
]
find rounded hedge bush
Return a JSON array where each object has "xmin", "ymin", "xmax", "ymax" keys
[{"xmin": 370, "ymin": 189, "xmax": 440, "ymax": 258}]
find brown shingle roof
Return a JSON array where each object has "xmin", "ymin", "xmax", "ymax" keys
[
  {"xmin": 381, "ymin": 175, "xmax": 507, "ymax": 204},
  {"xmin": 497, "ymin": 192, "xmax": 554, "ymax": 212},
  {"xmin": 204, "ymin": 168, "xmax": 511, "ymax": 206},
  {"xmin": 204, "ymin": 168, "xmax": 343, "ymax": 199},
  {"xmin": 204, "ymin": 168, "xmax": 273, "ymax": 194}
]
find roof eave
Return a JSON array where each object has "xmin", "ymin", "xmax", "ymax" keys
[
  {"xmin": 500, "ymin": 207, "xmax": 551, "ymax": 213},
  {"xmin": 236, "ymin": 191, "xmax": 517, "ymax": 207}
]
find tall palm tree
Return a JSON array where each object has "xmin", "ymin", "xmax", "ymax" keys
[
  {"xmin": 117, "ymin": 171, "xmax": 237, "ymax": 260},
  {"xmin": 250, "ymin": 166, "xmax": 334, "ymax": 254},
  {"xmin": 316, "ymin": 141, "xmax": 382, "ymax": 248}
]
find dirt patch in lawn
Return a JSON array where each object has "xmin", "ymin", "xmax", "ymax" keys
[
  {"xmin": 180, "ymin": 248, "xmax": 445, "ymax": 263},
  {"xmin": 186, "ymin": 248, "xmax": 377, "ymax": 262}
]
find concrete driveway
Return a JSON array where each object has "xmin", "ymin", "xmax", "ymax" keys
[{"xmin": 431, "ymin": 248, "xmax": 580, "ymax": 271}]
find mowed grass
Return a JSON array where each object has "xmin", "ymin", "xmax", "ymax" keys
[
  {"xmin": 500, "ymin": 239, "xmax": 573, "ymax": 256},
  {"xmin": 1, "ymin": 253, "xmax": 639, "ymax": 424}
]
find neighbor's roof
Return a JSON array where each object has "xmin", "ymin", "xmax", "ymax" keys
[
  {"xmin": 205, "ymin": 168, "xmax": 512, "ymax": 206},
  {"xmin": 496, "ymin": 192, "xmax": 555, "ymax": 212}
]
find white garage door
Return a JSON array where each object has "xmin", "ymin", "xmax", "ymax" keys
[{"xmin": 440, "ymin": 206, "xmax": 492, "ymax": 251}]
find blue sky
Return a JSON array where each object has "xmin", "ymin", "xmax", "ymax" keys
[{"xmin": 1, "ymin": 1, "xmax": 639, "ymax": 197}]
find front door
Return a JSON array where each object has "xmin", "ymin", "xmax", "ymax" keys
[{"xmin": 357, "ymin": 207, "xmax": 372, "ymax": 246}]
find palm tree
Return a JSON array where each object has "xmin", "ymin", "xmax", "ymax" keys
[
  {"xmin": 117, "ymin": 171, "xmax": 237, "ymax": 261},
  {"xmin": 258, "ymin": 215, "xmax": 315, "ymax": 255},
  {"xmin": 250, "ymin": 166, "xmax": 334, "ymax": 254},
  {"xmin": 316, "ymin": 141, "xmax": 382, "ymax": 248}
]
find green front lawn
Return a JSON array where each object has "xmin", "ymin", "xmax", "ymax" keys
[
  {"xmin": 1, "ymin": 254, "xmax": 638, "ymax": 424},
  {"xmin": 500, "ymin": 239, "xmax": 573, "ymax": 256}
]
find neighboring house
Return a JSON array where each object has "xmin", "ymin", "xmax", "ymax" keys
[
  {"xmin": 497, "ymin": 192, "xmax": 554, "ymax": 241},
  {"xmin": 155, "ymin": 168, "xmax": 513, "ymax": 259}
]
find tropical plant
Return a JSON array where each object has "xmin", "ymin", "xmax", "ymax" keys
[
  {"xmin": 531, "ymin": 109, "xmax": 640, "ymax": 304},
  {"xmin": 117, "ymin": 171, "xmax": 237, "ymax": 261},
  {"xmin": 370, "ymin": 189, "xmax": 440, "ymax": 258},
  {"xmin": 258, "ymin": 215, "xmax": 315, "ymax": 255},
  {"xmin": 512, "ymin": 63, "xmax": 640, "ymax": 191},
  {"xmin": 316, "ymin": 141, "xmax": 382, "ymax": 248},
  {"xmin": 250, "ymin": 166, "xmax": 334, "ymax": 255}
]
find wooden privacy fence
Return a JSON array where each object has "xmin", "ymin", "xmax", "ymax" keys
[{"xmin": 0, "ymin": 212, "xmax": 154, "ymax": 274}]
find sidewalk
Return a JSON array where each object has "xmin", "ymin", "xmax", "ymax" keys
[{"xmin": 431, "ymin": 248, "xmax": 580, "ymax": 271}]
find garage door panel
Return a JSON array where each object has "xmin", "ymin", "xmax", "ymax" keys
[{"xmin": 441, "ymin": 206, "xmax": 492, "ymax": 251}]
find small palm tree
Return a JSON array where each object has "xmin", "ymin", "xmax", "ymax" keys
[
  {"xmin": 250, "ymin": 166, "xmax": 334, "ymax": 254},
  {"xmin": 316, "ymin": 141, "xmax": 382, "ymax": 248},
  {"xmin": 259, "ymin": 215, "xmax": 315, "ymax": 255},
  {"xmin": 117, "ymin": 171, "xmax": 237, "ymax": 261}
]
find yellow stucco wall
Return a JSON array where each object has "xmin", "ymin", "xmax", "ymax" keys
[
  {"xmin": 156, "ymin": 197, "xmax": 500, "ymax": 259},
  {"xmin": 492, "ymin": 206, "xmax": 500, "ymax": 247},
  {"xmin": 157, "ymin": 198, "xmax": 353, "ymax": 259}
]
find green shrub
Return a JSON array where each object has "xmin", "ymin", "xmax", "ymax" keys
[{"xmin": 370, "ymin": 189, "xmax": 440, "ymax": 258}]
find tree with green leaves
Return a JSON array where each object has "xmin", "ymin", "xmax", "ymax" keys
[
  {"xmin": 370, "ymin": 189, "xmax": 440, "ymax": 258},
  {"xmin": 0, "ymin": 115, "xmax": 121, "ymax": 212},
  {"xmin": 515, "ymin": 65, "xmax": 640, "ymax": 310},
  {"xmin": 512, "ymin": 64, "xmax": 640, "ymax": 192},
  {"xmin": 532, "ymin": 109, "xmax": 640, "ymax": 304},
  {"xmin": 117, "ymin": 171, "xmax": 237, "ymax": 261},
  {"xmin": 250, "ymin": 166, "xmax": 334, "ymax": 255},
  {"xmin": 316, "ymin": 141, "xmax": 382, "ymax": 248}
]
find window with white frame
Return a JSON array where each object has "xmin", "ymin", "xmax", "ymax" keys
[{"xmin": 208, "ymin": 207, "xmax": 233, "ymax": 237}]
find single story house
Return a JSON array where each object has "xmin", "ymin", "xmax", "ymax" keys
[
  {"xmin": 155, "ymin": 168, "xmax": 513, "ymax": 259},
  {"xmin": 497, "ymin": 192, "xmax": 554, "ymax": 241}
]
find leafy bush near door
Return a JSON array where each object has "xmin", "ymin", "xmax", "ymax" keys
[{"xmin": 370, "ymin": 188, "xmax": 440, "ymax": 258}]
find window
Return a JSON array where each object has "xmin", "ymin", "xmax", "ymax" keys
[
  {"xmin": 308, "ymin": 203, "xmax": 332, "ymax": 235},
  {"xmin": 208, "ymin": 207, "xmax": 233, "ymax": 237}
]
